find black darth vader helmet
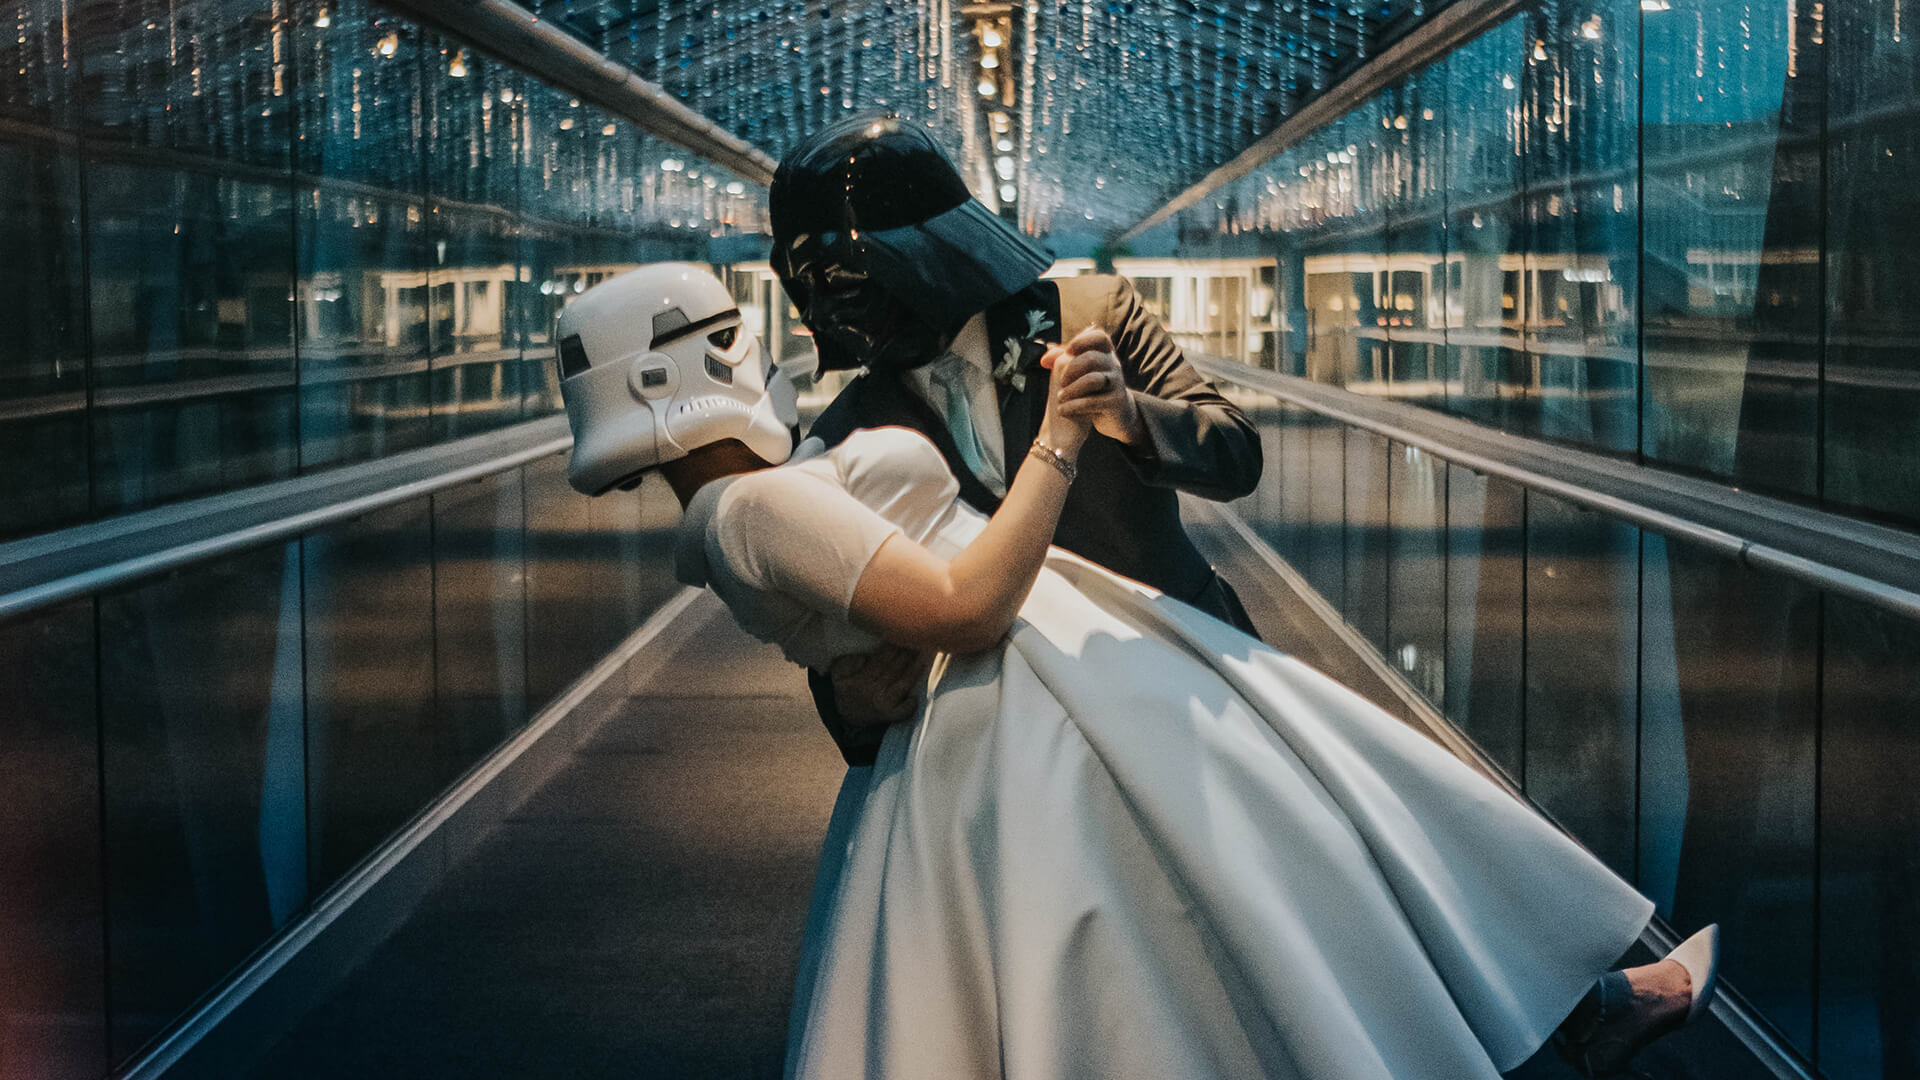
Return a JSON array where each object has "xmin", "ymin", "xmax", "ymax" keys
[{"xmin": 769, "ymin": 114, "xmax": 1053, "ymax": 372}]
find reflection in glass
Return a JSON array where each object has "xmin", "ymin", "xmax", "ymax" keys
[
  {"xmin": 296, "ymin": 187, "xmax": 433, "ymax": 470},
  {"xmin": 1822, "ymin": 596, "xmax": 1920, "ymax": 1079},
  {"xmin": 1387, "ymin": 443, "xmax": 1446, "ymax": 705},
  {"xmin": 433, "ymin": 472, "xmax": 529, "ymax": 780},
  {"xmin": 87, "ymin": 164, "xmax": 297, "ymax": 516},
  {"xmin": 0, "ymin": 138, "xmax": 88, "ymax": 541},
  {"xmin": 1302, "ymin": 410, "xmax": 1346, "ymax": 607},
  {"xmin": 303, "ymin": 500, "xmax": 437, "ymax": 893},
  {"xmin": 424, "ymin": 38, "xmax": 526, "ymax": 440},
  {"xmin": 1343, "ymin": 427, "xmax": 1389, "ymax": 652},
  {"xmin": 79, "ymin": 0, "xmax": 293, "ymax": 169},
  {"xmin": 1641, "ymin": 0, "xmax": 1819, "ymax": 495},
  {"xmin": 1221, "ymin": 387, "xmax": 1297, "ymax": 561},
  {"xmin": 1442, "ymin": 17, "xmax": 1530, "ymax": 432},
  {"xmin": 524, "ymin": 450, "xmax": 604, "ymax": 708},
  {"xmin": 430, "ymin": 206, "xmax": 525, "ymax": 440},
  {"xmin": 1302, "ymin": 101, "xmax": 1392, "ymax": 392},
  {"xmin": 1826, "ymin": 3, "xmax": 1920, "ymax": 525},
  {"xmin": 0, "ymin": 603, "xmax": 105, "ymax": 1080},
  {"xmin": 1443, "ymin": 466, "xmax": 1524, "ymax": 780},
  {"xmin": 1524, "ymin": 492, "xmax": 1638, "ymax": 878},
  {"xmin": 1521, "ymin": 0, "xmax": 1638, "ymax": 453},
  {"xmin": 100, "ymin": 546, "xmax": 307, "ymax": 1062},
  {"xmin": 1640, "ymin": 537, "xmax": 1816, "ymax": 1055},
  {"xmin": 1384, "ymin": 72, "xmax": 1448, "ymax": 411}
]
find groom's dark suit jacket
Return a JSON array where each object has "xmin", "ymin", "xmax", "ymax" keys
[{"xmin": 804, "ymin": 273, "xmax": 1265, "ymax": 765}]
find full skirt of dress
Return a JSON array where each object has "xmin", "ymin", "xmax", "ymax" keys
[{"xmin": 785, "ymin": 550, "xmax": 1653, "ymax": 1080}]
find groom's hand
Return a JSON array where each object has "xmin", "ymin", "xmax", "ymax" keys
[{"xmin": 827, "ymin": 644, "xmax": 936, "ymax": 731}]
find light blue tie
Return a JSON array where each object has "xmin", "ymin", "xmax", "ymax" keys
[{"xmin": 931, "ymin": 354, "xmax": 991, "ymax": 482}]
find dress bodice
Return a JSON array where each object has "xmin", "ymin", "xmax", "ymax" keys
[{"xmin": 674, "ymin": 427, "xmax": 982, "ymax": 668}]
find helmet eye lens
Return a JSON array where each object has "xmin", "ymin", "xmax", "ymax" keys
[{"xmin": 707, "ymin": 326, "xmax": 738, "ymax": 349}]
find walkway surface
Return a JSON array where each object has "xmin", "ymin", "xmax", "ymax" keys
[
  {"xmin": 250, "ymin": 517, "xmax": 1746, "ymax": 1079},
  {"xmin": 251, "ymin": 596, "xmax": 844, "ymax": 1078}
]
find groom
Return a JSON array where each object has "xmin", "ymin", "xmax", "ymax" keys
[{"xmin": 771, "ymin": 115, "xmax": 1264, "ymax": 765}]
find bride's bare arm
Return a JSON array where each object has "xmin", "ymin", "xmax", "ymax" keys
[{"xmin": 846, "ymin": 330, "xmax": 1110, "ymax": 654}]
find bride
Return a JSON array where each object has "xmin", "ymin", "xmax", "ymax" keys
[{"xmin": 555, "ymin": 263, "xmax": 1719, "ymax": 1079}]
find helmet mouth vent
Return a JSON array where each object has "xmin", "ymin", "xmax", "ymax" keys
[{"xmin": 705, "ymin": 354, "xmax": 734, "ymax": 384}]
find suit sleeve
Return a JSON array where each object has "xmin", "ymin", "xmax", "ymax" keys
[{"xmin": 1104, "ymin": 275, "xmax": 1264, "ymax": 501}]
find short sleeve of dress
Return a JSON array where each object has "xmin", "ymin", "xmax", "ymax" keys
[{"xmin": 709, "ymin": 468, "xmax": 903, "ymax": 617}]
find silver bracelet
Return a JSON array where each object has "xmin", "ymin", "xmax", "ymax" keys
[{"xmin": 1028, "ymin": 439, "xmax": 1079, "ymax": 484}]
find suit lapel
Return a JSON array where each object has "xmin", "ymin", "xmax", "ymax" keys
[{"xmin": 987, "ymin": 279, "xmax": 1063, "ymax": 473}]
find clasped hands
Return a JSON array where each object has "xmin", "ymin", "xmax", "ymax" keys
[
  {"xmin": 828, "ymin": 326, "xmax": 1132, "ymax": 734},
  {"xmin": 1043, "ymin": 326, "xmax": 1147, "ymax": 449}
]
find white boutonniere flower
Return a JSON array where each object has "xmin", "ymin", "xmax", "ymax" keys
[{"xmin": 992, "ymin": 309, "xmax": 1056, "ymax": 393}]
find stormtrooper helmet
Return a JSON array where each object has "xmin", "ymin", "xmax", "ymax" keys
[{"xmin": 554, "ymin": 263, "xmax": 816, "ymax": 495}]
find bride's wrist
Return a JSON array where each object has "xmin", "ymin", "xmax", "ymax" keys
[{"xmin": 1028, "ymin": 439, "xmax": 1079, "ymax": 484}]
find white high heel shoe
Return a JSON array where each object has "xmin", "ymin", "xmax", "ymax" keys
[{"xmin": 1670, "ymin": 923, "xmax": 1721, "ymax": 1023}]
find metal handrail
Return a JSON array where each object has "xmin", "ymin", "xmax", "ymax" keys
[
  {"xmin": 0, "ymin": 418, "xmax": 573, "ymax": 623},
  {"xmin": 1199, "ymin": 358, "xmax": 1920, "ymax": 623},
  {"xmin": 379, "ymin": 0, "xmax": 776, "ymax": 186}
]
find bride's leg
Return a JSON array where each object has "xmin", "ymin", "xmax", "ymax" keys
[{"xmin": 1554, "ymin": 955, "xmax": 1696, "ymax": 1075}]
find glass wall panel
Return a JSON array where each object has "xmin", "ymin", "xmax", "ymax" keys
[
  {"xmin": 87, "ymin": 165, "xmax": 298, "ymax": 515},
  {"xmin": 1822, "ymin": 596, "xmax": 1920, "ymax": 1078},
  {"xmin": 295, "ymin": 182, "xmax": 433, "ymax": 470},
  {"xmin": 1387, "ymin": 443, "xmax": 1446, "ymax": 704},
  {"xmin": 99, "ymin": 545, "xmax": 308, "ymax": 1062},
  {"xmin": 1641, "ymin": 0, "xmax": 1820, "ymax": 495},
  {"xmin": 515, "ymin": 225, "xmax": 567, "ymax": 416},
  {"xmin": 1385, "ymin": 71, "xmax": 1448, "ymax": 411},
  {"xmin": 632, "ymin": 463, "xmax": 690, "ymax": 619},
  {"xmin": 429, "ymin": 203, "xmax": 525, "ymax": 440},
  {"xmin": 1270, "ymin": 402, "xmax": 1315, "ymax": 570},
  {"xmin": 0, "ymin": 0, "xmax": 70, "ymax": 124},
  {"xmin": 1639, "ymin": 537, "xmax": 1816, "ymax": 1055},
  {"xmin": 78, "ymin": 0, "xmax": 293, "ymax": 170},
  {"xmin": 0, "ymin": 0, "xmax": 85, "ymax": 545},
  {"xmin": 432, "ymin": 470, "xmax": 529, "ymax": 781},
  {"xmin": 1211, "ymin": 386, "xmax": 1309, "ymax": 569},
  {"xmin": 303, "ymin": 499, "xmax": 436, "ymax": 893},
  {"xmin": 1443, "ymin": 466, "xmax": 1524, "ymax": 780},
  {"xmin": 1343, "ymin": 427, "xmax": 1390, "ymax": 651},
  {"xmin": 1302, "ymin": 410, "xmax": 1346, "ymax": 606},
  {"xmin": 1302, "ymin": 101, "xmax": 1392, "ymax": 391},
  {"xmin": 0, "ymin": 137, "xmax": 88, "ymax": 541},
  {"xmin": 524, "ymin": 450, "xmax": 604, "ymax": 707},
  {"xmin": 1520, "ymin": 0, "xmax": 1638, "ymax": 453},
  {"xmin": 1826, "ymin": 3, "xmax": 1920, "ymax": 525},
  {"xmin": 422, "ymin": 36, "xmax": 525, "ymax": 441},
  {"xmin": 1442, "ymin": 17, "xmax": 1530, "ymax": 431},
  {"xmin": 293, "ymin": 0, "xmax": 432, "ymax": 472},
  {"xmin": 0, "ymin": 603, "xmax": 104, "ymax": 1080},
  {"xmin": 1523, "ymin": 492, "xmax": 1638, "ymax": 877}
]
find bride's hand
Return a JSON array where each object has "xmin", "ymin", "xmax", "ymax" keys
[{"xmin": 1038, "ymin": 326, "xmax": 1111, "ymax": 457}]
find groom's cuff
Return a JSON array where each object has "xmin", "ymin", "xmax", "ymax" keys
[{"xmin": 807, "ymin": 666, "xmax": 886, "ymax": 768}]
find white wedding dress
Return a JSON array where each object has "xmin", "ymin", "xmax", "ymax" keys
[{"xmin": 672, "ymin": 427, "xmax": 1654, "ymax": 1080}]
